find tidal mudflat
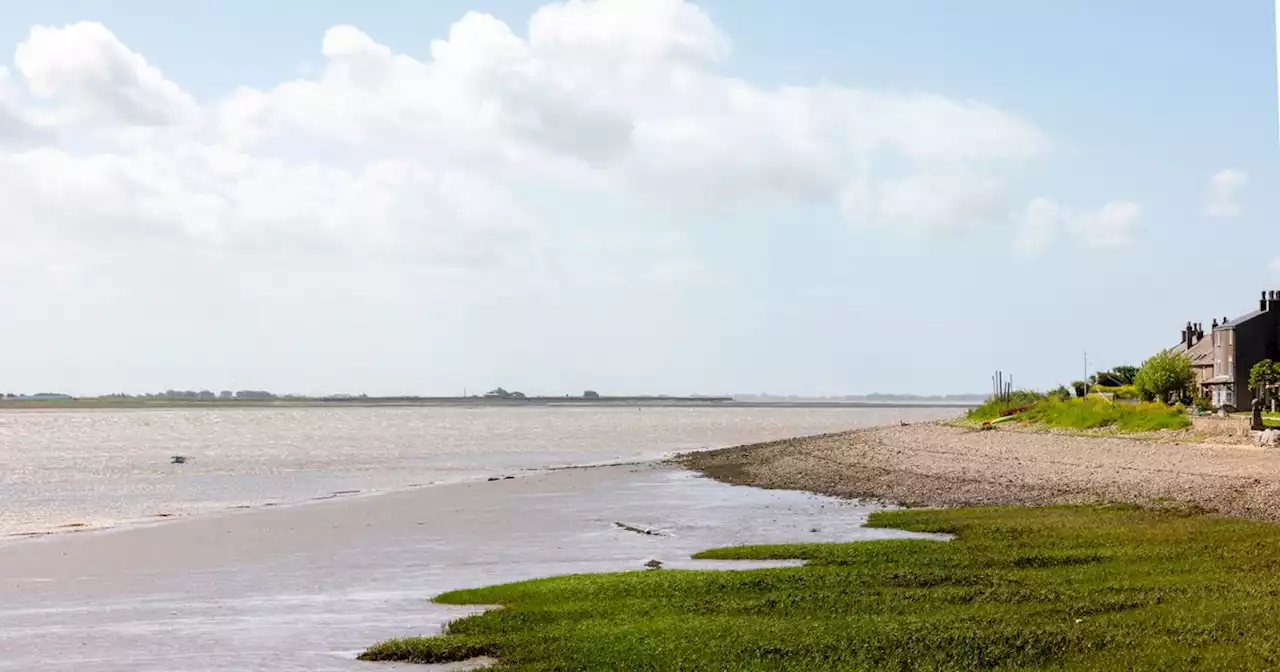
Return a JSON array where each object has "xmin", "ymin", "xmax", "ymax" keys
[{"xmin": 0, "ymin": 462, "xmax": 938, "ymax": 671}]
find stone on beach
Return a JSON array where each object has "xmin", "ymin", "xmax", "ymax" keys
[{"xmin": 680, "ymin": 423, "xmax": 1280, "ymax": 523}]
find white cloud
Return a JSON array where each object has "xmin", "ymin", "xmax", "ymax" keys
[
  {"xmin": 1015, "ymin": 198, "xmax": 1142, "ymax": 253},
  {"xmin": 1204, "ymin": 168, "xmax": 1248, "ymax": 218},
  {"xmin": 841, "ymin": 169, "xmax": 1006, "ymax": 235},
  {"xmin": 0, "ymin": 0, "xmax": 1070, "ymax": 291},
  {"xmin": 13, "ymin": 22, "xmax": 200, "ymax": 128},
  {"xmin": 215, "ymin": 3, "xmax": 1050, "ymax": 229},
  {"xmin": 1015, "ymin": 197, "xmax": 1065, "ymax": 253},
  {"xmin": 0, "ymin": 66, "xmax": 45, "ymax": 143},
  {"xmin": 1072, "ymin": 201, "xmax": 1142, "ymax": 248}
]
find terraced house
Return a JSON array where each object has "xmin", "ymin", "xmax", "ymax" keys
[{"xmin": 1197, "ymin": 291, "xmax": 1280, "ymax": 410}]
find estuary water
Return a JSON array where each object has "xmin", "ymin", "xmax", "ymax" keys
[{"xmin": 0, "ymin": 405, "xmax": 957, "ymax": 537}]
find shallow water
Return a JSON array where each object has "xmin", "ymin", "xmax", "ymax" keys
[
  {"xmin": 0, "ymin": 464, "xmax": 947, "ymax": 671},
  {"xmin": 0, "ymin": 405, "xmax": 955, "ymax": 536}
]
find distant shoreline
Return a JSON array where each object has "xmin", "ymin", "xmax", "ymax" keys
[{"xmin": 0, "ymin": 397, "xmax": 980, "ymax": 410}]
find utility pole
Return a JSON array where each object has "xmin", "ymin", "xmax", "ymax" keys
[{"xmin": 1083, "ymin": 351, "xmax": 1089, "ymax": 397}]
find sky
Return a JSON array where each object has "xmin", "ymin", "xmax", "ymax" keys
[{"xmin": 0, "ymin": 0, "xmax": 1274, "ymax": 397}]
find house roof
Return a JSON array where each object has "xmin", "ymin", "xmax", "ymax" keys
[
  {"xmin": 1216, "ymin": 309, "xmax": 1266, "ymax": 330},
  {"xmin": 1204, "ymin": 374, "xmax": 1234, "ymax": 385},
  {"xmin": 1188, "ymin": 339, "xmax": 1214, "ymax": 366},
  {"xmin": 1169, "ymin": 335, "xmax": 1214, "ymax": 367}
]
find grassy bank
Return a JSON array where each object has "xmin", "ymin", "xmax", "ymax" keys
[
  {"xmin": 966, "ymin": 395, "xmax": 1190, "ymax": 433},
  {"xmin": 362, "ymin": 505, "xmax": 1280, "ymax": 670}
]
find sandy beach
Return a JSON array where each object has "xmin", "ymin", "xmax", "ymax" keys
[{"xmin": 680, "ymin": 423, "xmax": 1280, "ymax": 521}]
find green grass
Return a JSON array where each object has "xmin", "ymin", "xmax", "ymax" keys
[
  {"xmin": 966, "ymin": 390, "xmax": 1047, "ymax": 422},
  {"xmin": 967, "ymin": 396, "xmax": 1189, "ymax": 433},
  {"xmin": 362, "ymin": 505, "xmax": 1280, "ymax": 670},
  {"xmin": 1023, "ymin": 398, "xmax": 1190, "ymax": 432}
]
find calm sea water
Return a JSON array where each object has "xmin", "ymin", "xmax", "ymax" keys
[{"xmin": 0, "ymin": 405, "xmax": 956, "ymax": 536}]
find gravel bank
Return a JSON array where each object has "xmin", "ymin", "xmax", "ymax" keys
[{"xmin": 679, "ymin": 423, "xmax": 1280, "ymax": 521}]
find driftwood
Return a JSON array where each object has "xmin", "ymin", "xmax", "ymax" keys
[{"xmin": 614, "ymin": 521, "xmax": 667, "ymax": 536}]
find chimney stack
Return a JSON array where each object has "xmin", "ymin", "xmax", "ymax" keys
[
  {"xmin": 1213, "ymin": 318, "xmax": 1219, "ymax": 329},
  {"xmin": 1263, "ymin": 291, "xmax": 1270, "ymax": 312}
]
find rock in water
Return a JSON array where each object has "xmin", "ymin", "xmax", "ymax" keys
[{"xmin": 644, "ymin": 559, "xmax": 663, "ymax": 570}]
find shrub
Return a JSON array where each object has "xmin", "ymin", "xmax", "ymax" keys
[
  {"xmin": 1048, "ymin": 385, "xmax": 1072, "ymax": 401},
  {"xmin": 1007, "ymin": 397, "xmax": 1190, "ymax": 433},
  {"xmin": 967, "ymin": 390, "xmax": 1045, "ymax": 421},
  {"xmin": 1070, "ymin": 380, "xmax": 1087, "ymax": 398},
  {"xmin": 1112, "ymin": 365, "xmax": 1139, "ymax": 385},
  {"xmin": 1134, "ymin": 351, "xmax": 1194, "ymax": 403},
  {"xmin": 1090, "ymin": 384, "xmax": 1140, "ymax": 400},
  {"xmin": 1249, "ymin": 360, "xmax": 1280, "ymax": 409}
]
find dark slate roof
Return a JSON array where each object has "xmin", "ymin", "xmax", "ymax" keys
[
  {"xmin": 1217, "ymin": 309, "xmax": 1265, "ymax": 330},
  {"xmin": 1187, "ymin": 337, "xmax": 1214, "ymax": 366},
  {"xmin": 1168, "ymin": 337, "xmax": 1214, "ymax": 366}
]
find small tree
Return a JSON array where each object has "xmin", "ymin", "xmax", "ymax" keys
[
  {"xmin": 1070, "ymin": 380, "xmax": 1088, "ymax": 398},
  {"xmin": 1134, "ymin": 351, "xmax": 1194, "ymax": 404},
  {"xmin": 1112, "ymin": 365, "xmax": 1139, "ymax": 385},
  {"xmin": 1093, "ymin": 371, "xmax": 1123, "ymax": 387},
  {"xmin": 1249, "ymin": 359, "xmax": 1280, "ymax": 412}
]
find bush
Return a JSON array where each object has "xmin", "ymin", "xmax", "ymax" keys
[
  {"xmin": 966, "ymin": 390, "xmax": 1045, "ymax": 422},
  {"xmin": 1070, "ymin": 380, "xmax": 1087, "ymax": 398},
  {"xmin": 1090, "ymin": 384, "xmax": 1140, "ymax": 400},
  {"xmin": 1112, "ymin": 365, "xmax": 1139, "ymax": 385},
  {"xmin": 1048, "ymin": 385, "xmax": 1072, "ymax": 401},
  {"xmin": 1022, "ymin": 397, "xmax": 1190, "ymax": 432},
  {"xmin": 1134, "ymin": 351, "xmax": 1194, "ymax": 402},
  {"xmin": 1249, "ymin": 360, "xmax": 1280, "ymax": 409}
]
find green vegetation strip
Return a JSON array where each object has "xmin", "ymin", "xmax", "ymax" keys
[
  {"xmin": 362, "ymin": 505, "xmax": 1280, "ymax": 670},
  {"xmin": 967, "ymin": 395, "xmax": 1190, "ymax": 433}
]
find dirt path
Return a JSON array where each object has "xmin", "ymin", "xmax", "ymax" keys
[{"xmin": 679, "ymin": 423, "xmax": 1280, "ymax": 521}]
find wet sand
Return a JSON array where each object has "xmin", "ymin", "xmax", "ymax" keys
[
  {"xmin": 0, "ymin": 462, "xmax": 936, "ymax": 671},
  {"xmin": 681, "ymin": 423, "xmax": 1280, "ymax": 520}
]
